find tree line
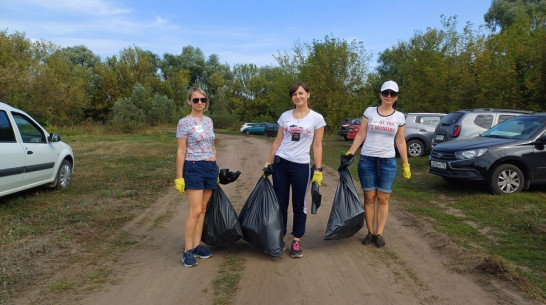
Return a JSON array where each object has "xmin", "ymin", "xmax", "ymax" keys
[{"xmin": 0, "ymin": 0, "xmax": 544, "ymax": 133}]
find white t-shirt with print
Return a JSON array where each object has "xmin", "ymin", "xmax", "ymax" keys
[
  {"xmin": 275, "ymin": 109, "xmax": 326, "ymax": 164},
  {"xmin": 360, "ymin": 106, "xmax": 406, "ymax": 158}
]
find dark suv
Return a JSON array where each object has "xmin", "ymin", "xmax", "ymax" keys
[
  {"xmin": 432, "ymin": 109, "xmax": 533, "ymax": 146},
  {"xmin": 429, "ymin": 113, "xmax": 546, "ymax": 194}
]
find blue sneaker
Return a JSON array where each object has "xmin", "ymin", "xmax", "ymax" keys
[
  {"xmin": 192, "ymin": 245, "xmax": 212, "ymax": 259},
  {"xmin": 182, "ymin": 250, "xmax": 197, "ymax": 267}
]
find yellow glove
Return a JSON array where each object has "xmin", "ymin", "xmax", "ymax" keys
[
  {"xmin": 217, "ymin": 170, "xmax": 220, "ymax": 184},
  {"xmin": 311, "ymin": 171, "xmax": 323, "ymax": 187},
  {"xmin": 174, "ymin": 178, "xmax": 185, "ymax": 195},
  {"xmin": 402, "ymin": 163, "xmax": 411, "ymax": 179}
]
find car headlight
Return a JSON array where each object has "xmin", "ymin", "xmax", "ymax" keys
[{"xmin": 455, "ymin": 148, "xmax": 488, "ymax": 160}]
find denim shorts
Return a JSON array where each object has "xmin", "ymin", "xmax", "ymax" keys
[
  {"xmin": 183, "ymin": 161, "xmax": 218, "ymax": 190},
  {"xmin": 357, "ymin": 155, "xmax": 398, "ymax": 193}
]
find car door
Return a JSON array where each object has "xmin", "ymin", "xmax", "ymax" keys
[
  {"xmin": 534, "ymin": 131, "xmax": 546, "ymax": 182},
  {"xmin": 0, "ymin": 110, "xmax": 26, "ymax": 193},
  {"xmin": 12, "ymin": 112, "xmax": 58, "ymax": 187}
]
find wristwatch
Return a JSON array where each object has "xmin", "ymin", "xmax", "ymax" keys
[{"xmin": 315, "ymin": 167, "xmax": 322, "ymax": 172}]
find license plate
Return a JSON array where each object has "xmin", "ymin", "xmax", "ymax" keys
[
  {"xmin": 431, "ymin": 161, "xmax": 446, "ymax": 170},
  {"xmin": 435, "ymin": 134, "xmax": 445, "ymax": 141}
]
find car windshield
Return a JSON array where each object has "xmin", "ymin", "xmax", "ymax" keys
[{"xmin": 482, "ymin": 116, "xmax": 545, "ymax": 139}]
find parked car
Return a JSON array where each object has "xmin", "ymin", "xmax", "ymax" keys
[
  {"xmin": 429, "ymin": 113, "xmax": 546, "ymax": 194},
  {"xmin": 405, "ymin": 113, "xmax": 446, "ymax": 157},
  {"xmin": 0, "ymin": 102, "xmax": 74, "ymax": 197},
  {"xmin": 241, "ymin": 122, "xmax": 270, "ymax": 135},
  {"xmin": 240, "ymin": 122, "xmax": 258, "ymax": 132},
  {"xmin": 338, "ymin": 118, "xmax": 360, "ymax": 140},
  {"xmin": 432, "ymin": 108, "xmax": 533, "ymax": 146},
  {"xmin": 264, "ymin": 123, "xmax": 279, "ymax": 137},
  {"xmin": 347, "ymin": 113, "xmax": 446, "ymax": 157}
]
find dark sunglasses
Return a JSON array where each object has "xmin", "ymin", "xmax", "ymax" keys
[
  {"xmin": 192, "ymin": 98, "xmax": 208, "ymax": 104},
  {"xmin": 381, "ymin": 90, "xmax": 398, "ymax": 97}
]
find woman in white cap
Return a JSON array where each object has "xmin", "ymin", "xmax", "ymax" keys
[{"xmin": 341, "ymin": 80, "xmax": 411, "ymax": 248}]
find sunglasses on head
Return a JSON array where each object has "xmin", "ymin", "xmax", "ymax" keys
[
  {"xmin": 381, "ymin": 90, "xmax": 399, "ymax": 97},
  {"xmin": 192, "ymin": 98, "xmax": 208, "ymax": 104}
]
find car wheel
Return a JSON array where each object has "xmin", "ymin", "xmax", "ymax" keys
[
  {"xmin": 488, "ymin": 164, "xmax": 524, "ymax": 194},
  {"xmin": 245, "ymin": 130, "xmax": 251, "ymax": 135},
  {"xmin": 407, "ymin": 139, "xmax": 424, "ymax": 157},
  {"xmin": 53, "ymin": 159, "xmax": 72, "ymax": 189},
  {"xmin": 343, "ymin": 135, "xmax": 348, "ymax": 141}
]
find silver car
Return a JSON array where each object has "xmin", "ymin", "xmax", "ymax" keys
[
  {"xmin": 405, "ymin": 113, "xmax": 446, "ymax": 157},
  {"xmin": 432, "ymin": 108, "xmax": 533, "ymax": 146}
]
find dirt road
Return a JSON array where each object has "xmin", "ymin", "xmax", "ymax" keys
[{"xmin": 22, "ymin": 134, "xmax": 533, "ymax": 305}]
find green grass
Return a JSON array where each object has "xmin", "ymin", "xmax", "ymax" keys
[{"xmin": 321, "ymin": 134, "xmax": 546, "ymax": 301}]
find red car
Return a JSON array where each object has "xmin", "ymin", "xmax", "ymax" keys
[{"xmin": 347, "ymin": 124, "xmax": 360, "ymax": 140}]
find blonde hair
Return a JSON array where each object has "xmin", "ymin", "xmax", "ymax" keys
[{"xmin": 186, "ymin": 87, "xmax": 209, "ymax": 110}]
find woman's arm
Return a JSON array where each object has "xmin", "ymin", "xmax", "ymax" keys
[
  {"xmin": 312, "ymin": 126, "xmax": 325, "ymax": 168},
  {"xmin": 266, "ymin": 127, "xmax": 283, "ymax": 164},
  {"xmin": 176, "ymin": 138, "xmax": 187, "ymax": 178},
  {"xmin": 395, "ymin": 125, "xmax": 409, "ymax": 164}
]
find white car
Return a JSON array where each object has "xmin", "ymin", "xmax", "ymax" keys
[
  {"xmin": 240, "ymin": 122, "xmax": 258, "ymax": 132},
  {"xmin": 0, "ymin": 102, "xmax": 74, "ymax": 197}
]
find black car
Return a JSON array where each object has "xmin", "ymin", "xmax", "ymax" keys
[
  {"xmin": 264, "ymin": 123, "xmax": 279, "ymax": 137},
  {"xmin": 429, "ymin": 113, "xmax": 546, "ymax": 194}
]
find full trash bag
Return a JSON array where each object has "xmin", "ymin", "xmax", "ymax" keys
[
  {"xmin": 238, "ymin": 176, "xmax": 283, "ymax": 257},
  {"xmin": 324, "ymin": 167, "xmax": 365, "ymax": 240},
  {"xmin": 202, "ymin": 186, "xmax": 243, "ymax": 247}
]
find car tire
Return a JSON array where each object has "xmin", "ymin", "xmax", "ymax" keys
[
  {"xmin": 407, "ymin": 139, "xmax": 425, "ymax": 157},
  {"xmin": 245, "ymin": 130, "xmax": 251, "ymax": 135},
  {"xmin": 488, "ymin": 164, "xmax": 524, "ymax": 194},
  {"xmin": 53, "ymin": 159, "xmax": 72, "ymax": 189}
]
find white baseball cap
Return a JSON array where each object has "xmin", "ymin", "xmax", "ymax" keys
[{"xmin": 380, "ymin": 80, "xmax": 399, "ymax": 93}]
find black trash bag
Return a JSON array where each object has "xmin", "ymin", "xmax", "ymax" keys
[
  {"xmin": 238, "ymin": 176, "xmax": 283, "ymax": 257},
  {"xmin": 202, "ymin": 186, "xmax": 243, "ymax": 247},
  {"xmin": 311, "ymin": 182, "xmax": 321, "ymax": 214},
  {"xmin": 324, "ymin": 167, "xmax": 365, "ymax": 240},
  {"xmin": 219, "ymin": 168, "xmax": 241, "ymax": 185}
]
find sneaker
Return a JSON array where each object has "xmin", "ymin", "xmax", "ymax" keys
[
  {"xmin": 182, "ymin": 250, "xmax": 197, "ymax": 267},
  {"xmin": 361, "ymin": 232, "xmax": 375, "ymax": 245},
  {"xmin": 282, "ymin": 241, "xmax": 286, "ymax": 251},
  {"xmin": 290, "ymin": 240, "xmax": 303, "ymax": 258},
  {"xmin": 375, "ymin": 234, "xmax": 386, "ymax": 248},
  {"xmin": 192, "ymin": 245, "xmax": 212, "ymax": 259}
]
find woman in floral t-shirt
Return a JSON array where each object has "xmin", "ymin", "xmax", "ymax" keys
[{"xmin": 175, "ymin": 87, "xmax": 218, "ymax": 268}]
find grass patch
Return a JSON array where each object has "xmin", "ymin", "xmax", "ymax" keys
[{"xmin": 212, "ymin": 245, "xmax": 246, "ymax": 305}]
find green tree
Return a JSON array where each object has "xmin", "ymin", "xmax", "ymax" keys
[
  {"xmin": 298, "ymin": 35, "xmax": 370, "ymax": 131},
  {"xmin": 484, "ymin": 0, "xmax": 546, "ymax": 31}
]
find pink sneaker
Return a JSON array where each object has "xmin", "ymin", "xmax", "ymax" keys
[{"xmin": 290, "ymin": 240, "xmax": 303, "ymax": 258}]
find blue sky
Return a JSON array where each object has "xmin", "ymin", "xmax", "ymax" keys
[{"xmin": 1, "ymin": 0, "xmax": 493, "ymax": 69}]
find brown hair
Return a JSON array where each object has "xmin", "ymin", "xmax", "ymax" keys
[
  {"xmin": 289, "ymin": 82, "xmax": 311, "ymax": 108},
  {"xmin": 186, "ymin": 87, "xmax": 209, "ymax": 110}
]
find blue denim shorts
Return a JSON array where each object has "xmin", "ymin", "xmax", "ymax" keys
[
  {"xmin": 183, "ymin": 161, "xmax": 218, "ymax": 190},
  {"xmin": 357, "ymin": 155, "xmax": 398, "ymax": 193}
]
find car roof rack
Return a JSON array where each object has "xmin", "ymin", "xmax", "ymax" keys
[{"xmin": 458, "ymin": 108, "xmax": 534, "ymax": 114}]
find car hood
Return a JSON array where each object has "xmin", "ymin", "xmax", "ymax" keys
[{"xmin": 433, "ymin": 136, "xmax": 520, "ymax": 151}]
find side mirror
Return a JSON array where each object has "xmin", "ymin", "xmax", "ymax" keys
[{"xmin": 48, "ymin": 133, "xmax": 61, "ymax": 142}]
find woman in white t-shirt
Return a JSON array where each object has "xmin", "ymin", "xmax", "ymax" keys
[
  {"xmin": 264, "ymin": 82, "xmax": 326, "ymax": 258},
  {"xmin": 343, "ymin": 80, "xmax": 411, "ymax": 248}
]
